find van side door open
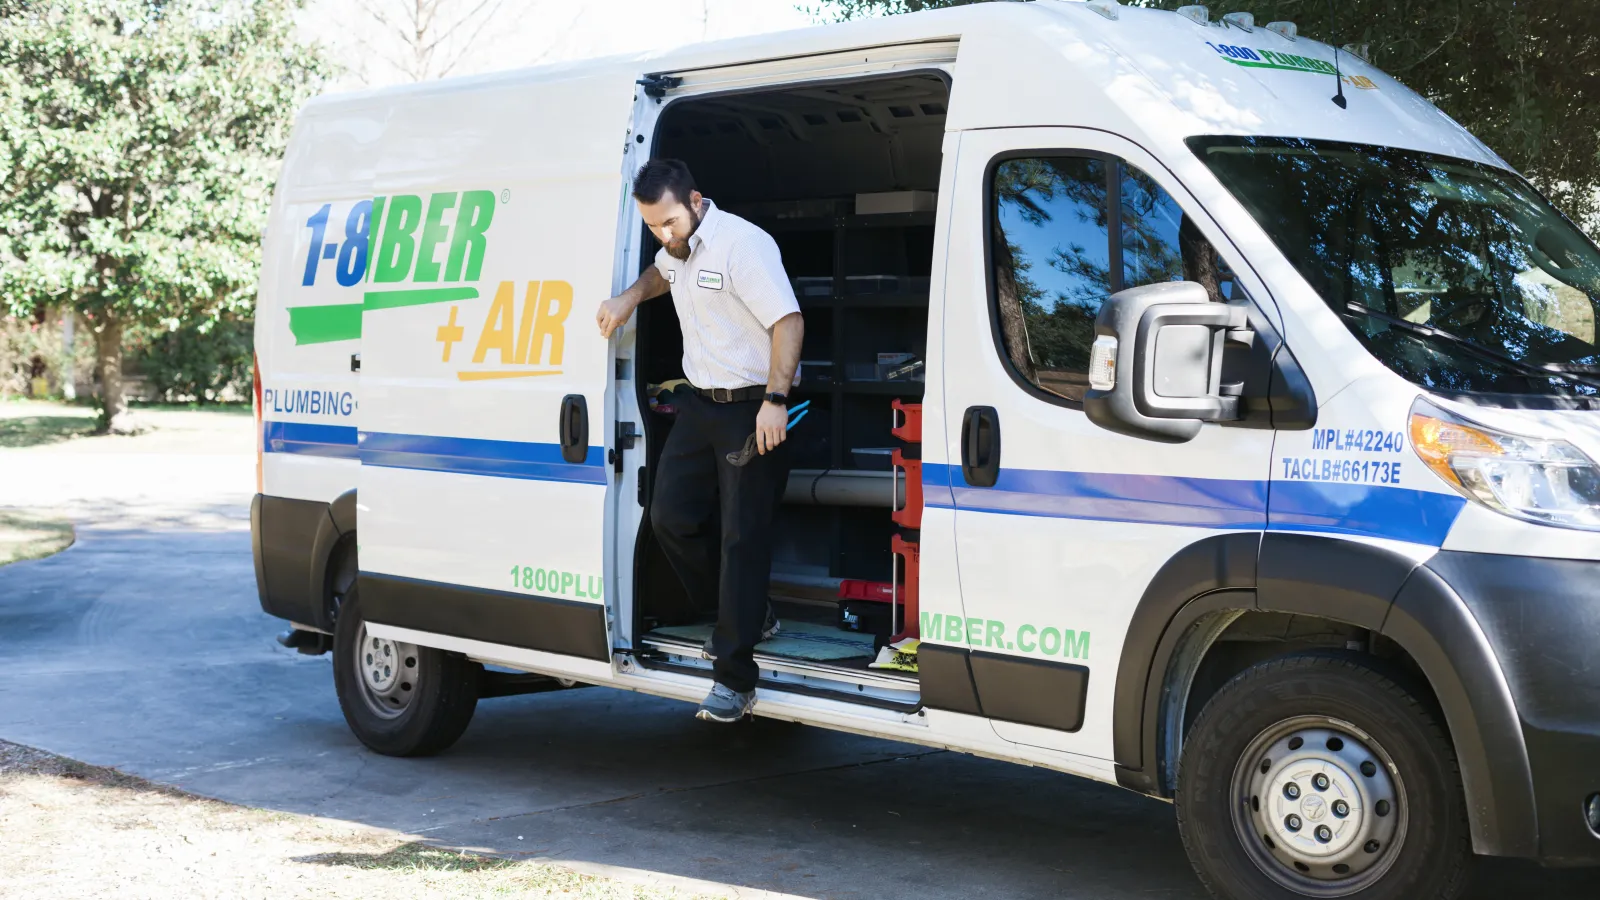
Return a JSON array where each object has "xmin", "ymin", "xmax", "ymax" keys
[
  {"xmin": 938, "ymin": 128, "xmax": 1278, "ymax": 756},
  {"xmin": 354, "ymin": 69, "xmax": 637, "ymax": 673}
]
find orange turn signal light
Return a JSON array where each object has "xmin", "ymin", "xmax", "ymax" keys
[{"xmin": 1409, "ymin": 412, "xmax": 1502, "ymax": 489}]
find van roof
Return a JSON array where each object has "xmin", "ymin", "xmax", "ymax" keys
[{"xmin": 301, "ymin": 0, "xmax": 1503, "ymax": 172}]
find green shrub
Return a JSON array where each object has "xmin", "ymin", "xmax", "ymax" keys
[
  {"xmin": 128, "ymin": 316, "xmax": 254, "ymax": 404},
  {"xmin": 0, "ymin": 313, "xmax": 89, "ymax": 398}
]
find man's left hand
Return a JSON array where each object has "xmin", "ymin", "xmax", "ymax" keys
[{"xmin": 756, "ymin": 401, "xmax": 788, "ymax": 454}]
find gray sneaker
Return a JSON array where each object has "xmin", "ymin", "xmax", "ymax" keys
[
  {"xmin": 696, "ymin": 683, "xmax": 755, "ymax": 723},
  {"xmin": 701, "ymin": 605, "xmax": 780, "ymax": 661}
]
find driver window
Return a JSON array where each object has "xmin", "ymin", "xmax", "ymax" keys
[{"xmin": 991, "ymin": 154, "xmax": 1239, "ymax": 404}]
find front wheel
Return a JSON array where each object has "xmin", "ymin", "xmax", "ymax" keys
[
  {"xmin": 1176, "ymin": 653, "xmax": 1471, "ymax": 900},
  {"xmin": 332, "ymin": 584, "xmax": 481, "ymax": 756}
]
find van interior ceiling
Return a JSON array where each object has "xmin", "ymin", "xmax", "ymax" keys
[{"xmin": 632, "ymin": 73, "xmax": 950, "ymax": 704}]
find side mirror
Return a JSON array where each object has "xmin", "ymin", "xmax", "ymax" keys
[{"xmin": 1084, "ymin": 282, "xmax": 1252, "ymax": 443}]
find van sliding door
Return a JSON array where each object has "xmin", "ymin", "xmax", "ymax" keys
[{"xmin": 355, "ymin": 68, "xmax": 637, "ymax": 676}]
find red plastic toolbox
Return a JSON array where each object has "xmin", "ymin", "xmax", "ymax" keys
[
  {"xmin": 891, "ymin": 399, "xmax": 922, "ymax": 443},
  {"xmin": 838, "ymin": 579, "xmax": 895, "ymax": 603},
  {"xmin": 891, "ymin": 534, "xmax": 921, "ymax": 641},
  {"xmin": 891, "ymin": 449, "xmax": 923, "ymax": 530}
]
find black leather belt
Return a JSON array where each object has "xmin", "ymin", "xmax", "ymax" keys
[{"xmin": 693, "ymin": 385, "xmax": 765, "ymax": 403}]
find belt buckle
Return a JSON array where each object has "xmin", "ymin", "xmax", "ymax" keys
[{"xmin": 712, "ymin": 388, "xmax": 731, "ymax": 403}]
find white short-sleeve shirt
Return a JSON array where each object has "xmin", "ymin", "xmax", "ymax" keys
[{"xmin": 653, "ymin": 199, "xmax": 801, "ymax": 390}]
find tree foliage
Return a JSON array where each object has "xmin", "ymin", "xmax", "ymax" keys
[
  {"xmin": 818, "ymin": 0, "xmax": 1600, "ymax": 232},
  {"xmin": 0, "ymin": 0, "xmax": 329, "ymax": 429}
]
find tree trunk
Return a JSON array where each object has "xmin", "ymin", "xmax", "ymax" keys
[
  {"xmin": 93, "ymin": 312, "xmax": 131, "ymax": 434},
  {"xmin": 991, "ymin": 219, "xmax": 1037, "ymax": 384}
]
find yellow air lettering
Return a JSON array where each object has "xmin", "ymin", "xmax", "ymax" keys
[
  {"xmin": 471, "ymin": 281, "xmax": 518, "ymax": 364},
  {"xmin": 515, "ymin": 280, "xmax": 572, "ymax": 366},
  {"xmin": 413, "ymin": 192, "xmax": 458, "ymax": 283}
]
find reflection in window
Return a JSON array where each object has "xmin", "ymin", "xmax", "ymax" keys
[
  {"xmin": 1193, "ymin": 136, "xmax": 1600, "ymax": 396},
  {"xmin": 991, "ymin": 157, "xmax": 1110, "ymax": 401},
  {"xmin": 992, "ymin": 156, "xmax": 1236, "ymax": 402}
]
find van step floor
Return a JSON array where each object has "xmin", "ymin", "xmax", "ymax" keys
[
  {"xmin": 639, "ymin": 632, "xmax": 918, "ymax": 701},
  {"xmin": 648, "ymin": 621, "xmax": 875, "ymax": 662}
]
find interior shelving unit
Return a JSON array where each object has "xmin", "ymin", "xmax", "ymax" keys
[{"xmin": 731, "ymin": 199, "xmax": 933, "ymax": 585}]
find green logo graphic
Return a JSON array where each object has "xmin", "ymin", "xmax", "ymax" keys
[{"xmin": 288, "ymin": 191, "xmax": 497, "ymax": 345}]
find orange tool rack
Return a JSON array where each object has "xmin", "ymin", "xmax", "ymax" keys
[{"xmin": 890, "ymin": 399, "xmax": 921, "ymax": 642}]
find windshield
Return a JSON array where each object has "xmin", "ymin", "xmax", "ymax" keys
[{"xmin": 1190, "ymin": 136, "xmax": 1600, "ymax": 398}]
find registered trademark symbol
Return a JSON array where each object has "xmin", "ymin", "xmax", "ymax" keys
[{"xmin": 500, "ymin": 189, "xmax": 511, "ymax": 204}]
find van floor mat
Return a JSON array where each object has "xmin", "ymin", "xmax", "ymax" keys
[{"xmin": 649, "ymin": 621, "xmax": 876, "ymax": 661}]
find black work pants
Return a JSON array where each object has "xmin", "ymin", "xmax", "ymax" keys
[{"xmin": 651, "ymin": 392, "xmax": 790, "ymax": 693}]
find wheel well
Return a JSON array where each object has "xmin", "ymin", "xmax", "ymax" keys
[
  {"xmin": 1158, "ymin": 610, "xmax": 1443, "ymax": 794},
  {"xmin": 322, "ymin": 532, "xmax": 358, "ymax": 629}
]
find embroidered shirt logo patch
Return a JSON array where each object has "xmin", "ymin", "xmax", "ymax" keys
[{"xmin": 697, "ymin": 270, "xmax": 724, "ymax": 290}]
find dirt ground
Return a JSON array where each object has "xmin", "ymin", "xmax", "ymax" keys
[
  {"xmin": 0, "ymin": 403, "xmax": 725, "ymax": 900},
  {"xmin": 0, "ymin": 740, "xmax": 717, "ymax": 900}
]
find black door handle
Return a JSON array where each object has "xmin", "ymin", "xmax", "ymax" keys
[
  {"xmin": 559, "ymin": 394, "xmax": 588, "ymax": 464},
  {"xmin": 961, "ymin": 406, "xmax": 1001, "ymax": 488}
]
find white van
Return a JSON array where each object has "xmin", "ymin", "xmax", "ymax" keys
[{"xmin": 250, "ymin": 2, "xmax": 1600, "ymax": 896}]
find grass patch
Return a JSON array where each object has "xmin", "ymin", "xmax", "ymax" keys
[
  {"xmin": 0, "ymin": 413, "xmax": 97, "ymax": 448},
  {"xmin": 300, "ymin": 842, "xmax": 520, "ymax": 874},
  {"xmin": 0, "ymin": 510, "xmax": 74, "ymax": 566}
]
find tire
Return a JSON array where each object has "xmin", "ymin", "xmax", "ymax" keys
[
  {"xmin": 1176, "ymin": 653, "xmax": 1471, "ymax": 900},
  {"xmin": 332, "ymin": 584, "xmax": 481, "ymax": 756}
]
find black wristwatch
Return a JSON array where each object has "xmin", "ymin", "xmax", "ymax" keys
[{"xmin": 764, "ymin": 392, "xmax": 788, "ymax": 405}]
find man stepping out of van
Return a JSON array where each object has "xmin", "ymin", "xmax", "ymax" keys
[{"xmin": 597, "ymin": 159, "xmax": 804, "ymax": 723}]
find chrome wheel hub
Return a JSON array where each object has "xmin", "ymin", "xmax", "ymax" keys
[
  {"xmin": 355, "ymin": 626, "xmax": 419, "ymax": 719},
  {"xmin": 1231, "ymin": 717, "xmax": 1407, "ymax": 896}
]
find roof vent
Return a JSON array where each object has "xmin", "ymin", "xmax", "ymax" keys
[
  {"xmin": 1222, "ymin": 12, "xmax": 1254, "ymax": 31},
  {"xmin": 1086, "ymin": 0, "xmax": 1121, "ymax": 20},
  {"xmin": 1177, "ymin": 5, "xmax": 1209, "ymax": 25},
  {"xmin": 1266, "ymin": 20, "xmax": 1297, "ymax": 40},
  {"xmin": 1342, "ymin": 42, "xmax": 1371, "ymax": 62}
]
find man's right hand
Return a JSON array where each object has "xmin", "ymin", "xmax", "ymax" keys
[{"xmin": 597, "ymin": 293, "xmax": 637, "ymax": 339}]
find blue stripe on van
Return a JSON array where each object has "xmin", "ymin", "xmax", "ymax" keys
[
  {"xmin": 1267, "ymin": 480, "xmax": 1465, "ymax": 546},
  {"xmin": 922, "ymin": 463, "xmax": 1465, "ymax": 545},
  {"xmin": 357, "ymin": 431, "xmax": 607, "ymax": 485},
  {"xmin": 262, "ymin": 421, "xmax": 359, "ymax": 460},
  {"xmin": 262, "ymin": 422, "xmax": 605, "ymax": 484},
  {"xmin": 925, "ymin": 463, "xmax": 1268, "ymax": 529}
]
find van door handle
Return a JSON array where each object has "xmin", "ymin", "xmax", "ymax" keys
[
  {"xmin": 559, "ymin": 394, "xmax": 588, "ymax": 464},
  {"xmin": 960, "ymin": 406, "xmax": 1001, "ymax": 488}
]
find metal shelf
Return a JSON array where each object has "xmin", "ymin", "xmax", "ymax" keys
[{"xmin": 797, "ymin": 293, "xmax": 929, "ymax": 309}]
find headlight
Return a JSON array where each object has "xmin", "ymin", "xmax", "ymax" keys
[{"xmin": 1410, "ymin": 398, "xmax": 1600, "ymax": 531}]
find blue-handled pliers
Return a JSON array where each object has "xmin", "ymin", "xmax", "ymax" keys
[{"xmin": 726, "ymin": 400, "xmax": 811, "ymax": 466}]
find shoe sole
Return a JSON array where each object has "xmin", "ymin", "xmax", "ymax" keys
[{"xmin": 695, "ymin": 707, "xmax": 751, "ymax": 723}]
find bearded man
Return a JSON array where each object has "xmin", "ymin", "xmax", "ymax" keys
[{"xmin": 596, "ymin": 159, "xmax": 804, "ymax": 723}]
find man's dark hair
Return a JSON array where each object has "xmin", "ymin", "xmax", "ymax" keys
[{"xmin": 633, "ymin": 159, "xmax": 697, "ymax": 206}]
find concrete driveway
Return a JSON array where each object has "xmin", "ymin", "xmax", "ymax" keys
[{"xmin": 0, "ymin": 408, "xmax": 1590, "ymax": 899}]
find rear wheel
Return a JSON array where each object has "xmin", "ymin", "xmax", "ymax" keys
[
  {"xmin": 1176, "ymin": 653, "xmax": 1471, "ymax": 900},
  {"xmin": 333, "ymin": 584, "xmax": 481, "ymax": 756}
]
